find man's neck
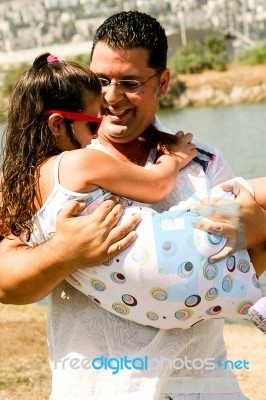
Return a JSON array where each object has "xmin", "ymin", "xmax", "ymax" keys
[{"xmin": 97, "ymin": 135, "xmax": 151, "ymax": 166}]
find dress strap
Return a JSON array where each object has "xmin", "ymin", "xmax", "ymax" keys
[{"xmin": 53, "ymin": 151, "xmax": 67, "ymax": 186}]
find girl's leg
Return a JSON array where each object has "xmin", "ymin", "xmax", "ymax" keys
[
  {"xmin": 248, "ymin": 297, "xmax": 266, "ymax": 333},
  {"xmin": 247, "ymin": 244, "xmax": 266, "ymax": 333}
]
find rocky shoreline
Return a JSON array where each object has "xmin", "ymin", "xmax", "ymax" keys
[{"xmin": 162, "ymin": 64, "xmax": 266, "ymax": 108}]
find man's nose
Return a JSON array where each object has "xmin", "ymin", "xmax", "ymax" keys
[{"xmin": 103, "ymin": 84, "xmax": 125, "ymax": 104}]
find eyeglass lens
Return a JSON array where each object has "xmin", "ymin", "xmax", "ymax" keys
[{"xmin": 99, "ymin": 71, "xmax": 161, "ymax": 93}]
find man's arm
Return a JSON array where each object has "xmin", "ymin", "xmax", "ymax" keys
[
  {"xmin": 190, "ymin": 179, "xmax": 266, "ymax": 261},
  {"xmin": 0, "ymin": 198, "xmax": 140, "ymax": 304}
]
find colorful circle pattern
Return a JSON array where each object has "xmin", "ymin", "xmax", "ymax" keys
[
  {"xmin": 178, "ymin": 261, "xmax": 194, "ymax": 278},
  {"xmin": 205, "ymin": 287, "xmax": 219, "ymax": 301},
  {"xmin": 122, "ymin": 294, "xmax": 137, "ymax": 306},
  {"xmin": 203, "ymin": 263, "xmax": 218, "ymax": 280},
  {"xmin": 175, "ymin": 309, "xmax": 193, "ymax": 320},
  {"xmin": 150, "ymin": 287, "xmax": 168, "ymax": 301},
  {"xmin": 206, "ymin": 305, "xmax": 222, "ymax": 315},
  {"xmin": 161, "ymin": 241, "xmax": 177, "ymax": 256},
  {"xmin": 132, "ymin": 246, "xmax": 151, "ymax": 265},
  {"xmin": 237, "ymin": 259, "xmax": 250, "ymax": 273},
  {"xmin": 252, "ymin": 273, "xmax": 260, "ymax": 288},
  {"xmin": 89, "ymin": 278, "xmax": 106, "ymax": 291},
  {"xmin": 146, "ymin": 312, "xmax": 159, "ymax": 321},
  {"xmin": 222, "ymin": 274, "xmax": 233, "ymax": 292},
  {"xmin": 185, "ymin": 294, "xmax": 201, "ymax": 307},
  {"xmin": 207, "ymin": 233, "xmax": 223, "ymax": 245},
  {"xmin": 226, "ymin": 255, "xmax": 236, "ymax": 272},
  {"xmin": 112, "ymin": 302, "xmax": 130, "ymax": 315},
  {"xmin": 237, "ymin": 300, "xmax": 253, "ymax": 315},
  {"xmin": 110, "ymin": 272, "xmax": 126, "ymax": 284}
]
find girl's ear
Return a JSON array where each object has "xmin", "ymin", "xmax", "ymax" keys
[{"xmin": 47, "ymin": 113, "xmax": 65, "ymax": 137}]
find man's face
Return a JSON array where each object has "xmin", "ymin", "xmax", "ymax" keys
[{"xmin": 90, "ymin": 42, "xmax": 170, "ymax": 144}]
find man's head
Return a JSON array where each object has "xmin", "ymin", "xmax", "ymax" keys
[
  {"xmin": 91, "ymin": 11, "xmax": 168, "ymax": 71},
  {"xmin": 90, "ymin": 11, "xmax": 170, "ymax": 145}
]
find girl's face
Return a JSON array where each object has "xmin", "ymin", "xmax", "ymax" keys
[{"xmin": 57, "ymin": 92, "xmax": 101, "ymax": 151}]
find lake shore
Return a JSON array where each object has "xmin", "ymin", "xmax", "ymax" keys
[
  {"xmin": 0, "ymin": 303, "xmax": 265, "ymax": 400},
  {"xmin": 162, "ymin": 63, "xmax": 266, "ymax": 108}
]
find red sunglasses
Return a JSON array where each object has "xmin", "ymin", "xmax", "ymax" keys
[{"xmin": 43, "ymin": 110, "xmax": 102, "ymax": 135}]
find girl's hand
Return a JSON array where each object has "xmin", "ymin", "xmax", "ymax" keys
[{"xmin": 171, "ymin": 131, "xmax": 198, "ymax": 170}]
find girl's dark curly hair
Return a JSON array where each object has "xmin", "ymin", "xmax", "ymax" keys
[{"xmin": 0, "ymin": 52, "xmax": 101, "ymax": 239}]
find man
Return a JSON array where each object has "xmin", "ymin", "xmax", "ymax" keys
[
  {"xmin": 0, "ymin": 10, "xmax": 264, "ymax": 400},
  {"xmin": 47, "ymin": 11, "xmax": 245, "ymax": 399}
]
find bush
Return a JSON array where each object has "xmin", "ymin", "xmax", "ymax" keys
[
  {"xmin": 159, "ymin": 77, "xmax": 186, "ymax": 108},
  {"xmin": 204, "ymin": 35, "xmax": 227, "ymax": 71},
  {"xmin": 2, "ymin": 63, "xmax": 29, "ymax": 97},
  {"xmin": 66, "ymin": 53, "xmax": 91, "ymax": 65},
  {"xmin": 169, "ymin": 41, "xmax": 206, "ymax": 74},
  {"xmin": 204, "ymin": 35, "xmax": 226, "ymax": 55},
  {"xmin": 168, "ymin": 35, "xmax": 227, "ymax": 74},
  {"xmin": 0, "ymin": 95, "xmax": 8, "ymax": 123},
  {"xmin": 237, "ymin": 43, "xmax": 266, "ymax": 65}
]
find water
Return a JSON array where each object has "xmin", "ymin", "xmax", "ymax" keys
[
  {"xmin": 158, "ymin": 103, "xmax": 266, "ymax": 179},
  {"xmin": 0, "ymin": 102, "xmax": 266, "ymax": 310}
]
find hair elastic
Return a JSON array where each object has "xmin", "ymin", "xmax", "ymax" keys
[{"xmin": 47, "ymin": 54, "xmax": 59, "ymax": 64}]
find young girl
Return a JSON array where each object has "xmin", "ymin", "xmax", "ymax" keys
[{"xmin": 0, "ymin": 53, "xmax": 263, "ymax": 330}]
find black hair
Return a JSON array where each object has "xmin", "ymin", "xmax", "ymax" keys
[{"xmin": 91, "ymin": 11, "xmax": 168, "ymax": 71}]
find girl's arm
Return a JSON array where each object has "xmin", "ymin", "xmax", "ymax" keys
[
  {"xmin": 248, "ymin": 178, "xmax": 266, "ymax": 211},
  {"xmin": 246, "ymin": 178, "xmax": 266, "ymax": 276},
  {"xmin": 61, "ymin": 133, "xmax": 197, "ymax": 204},
  {"xmin": 248, "ymin": 243, "xmax": 266, "ymax": 276}
]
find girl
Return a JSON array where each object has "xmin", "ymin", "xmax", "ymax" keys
[{"xmin": 0, "ymin": 53, "xmax": 263, "ymax": 330}]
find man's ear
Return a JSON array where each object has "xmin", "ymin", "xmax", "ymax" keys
[
  {"xmin": 47, "ymin": 113, "xmax": 65, "ymax": 137},
  {"xmin": 158, "ymin": 68, "xmax": 170, "ymax": 99}
]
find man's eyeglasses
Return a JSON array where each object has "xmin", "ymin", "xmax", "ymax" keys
[
  {"xmin": 99, "ymin": 70, "xmax": 162, "ymax": 94},
  {"xmin": 43, "ymin": 110, "xmax": 102, "ymax": 135}
]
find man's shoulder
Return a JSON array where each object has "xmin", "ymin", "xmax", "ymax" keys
[
  {"xmin": 193, "ymin": 136, "xmax": 219, "ymax": 154},
  {"xmin": 153, "ymin": 117, "xmax": 222, "ymax": 157}
]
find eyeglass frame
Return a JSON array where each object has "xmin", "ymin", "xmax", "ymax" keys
[
  {"xmin": 98, "ymin": 69, "xmax": 164, "ymax": 93},
  {"xmin": 43, "ymin": 110, "xmax": 102, "ymax": 135}
]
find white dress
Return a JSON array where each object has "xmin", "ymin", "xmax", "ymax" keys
[
  {"xmin": 46, "ymin": 117, "xmax": 250, "ymax": 399},
  {"xmin": 25, "ymin": 153, "xmax": 261, "ymax": 330}
]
